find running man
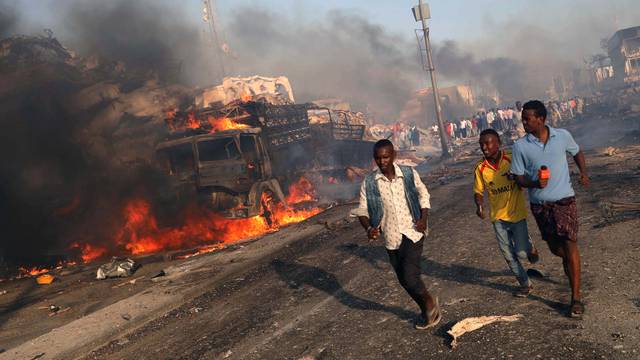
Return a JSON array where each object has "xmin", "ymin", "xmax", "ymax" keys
[
  {"xmin": 511, "ymin": 100, "xmax": 589, "ymax": 318},
  {"xmin": 353, "ymin": 139, "xmax": 441, "ymax": 330},
  {"xmin": 473, "ymin": 129, "xmax": 539, "ymax": 297}
]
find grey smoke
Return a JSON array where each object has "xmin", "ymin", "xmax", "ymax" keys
[
  {"xmin": 0, "ymin": 2, "xmax": 17, "ymax": 37},
  {"xmin": 433, "ymin": 40, "xmax": 527, "ymax": 104},
  {"xmin": 225, "ymin": 7, "xmax": 421, "ymax": 120}
]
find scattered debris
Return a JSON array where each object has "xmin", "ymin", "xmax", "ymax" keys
[
  {"xmin": 42, "ymin": 304, "xmax": 71, "ymax": 317},
  {"xmin": 0, "ymin": 290, "xmax": 7, "ymax": 296},
  {"xmin": 121, "ymin": 313, "xmax": 131, "ymax": 321},
  {"xmin": 30, "ymin": 352, "xmax": 46, "ymax": 360},
  {"xmin": 447, "ymin": 314, "xmax": 523, "ymax": 349},
  {"xmin": 112, "ymin": 275, "xmax": 145, "ymax": 289},
  {"xmin": 603, "ymin": 201, "xmax": 640, "ymax": 215},
  {"xmin": 36, "ymin": 274, "xmax": 55, "ymax": 285},
  {"xmin": 222, "ymin": 350, "xmax": 233, "ymax": 358},
  {"xmin": 151, "ymin": 270, "xmax": 166, "ymax": 279},
  {"xmin": 96, "ymin": 257, "xmax": 138, "ymax": 280},
  {"xmin": 189, "ymin": 307, "xmax": 204, "ymax": 314},
  {"xmin": 116, "ymin": 338, "xmax": 130, "ymax": 346},
  {"xmin": 605, "ymin": 146, "xmax": 618, "ymax": 156},
  {"xmin": 444, "ymin": 298, "xmax": 470, "ymax": 306}
]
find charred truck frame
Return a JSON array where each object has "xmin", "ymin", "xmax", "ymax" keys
[{"xmin": 156, "ymin": 102, "xmax": 373, "ymax": 220}]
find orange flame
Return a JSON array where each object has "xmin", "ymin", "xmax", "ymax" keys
[
  {"xmin": 207, "ymin": 116, "xmax": 249, "ymax": 133},
  {"xmin": 186, "ymin": 112, "xmax": 200, "ymax": 129},
  {"xmin": 286, "ymin": 177, "xmax": 317, "ymax": 204},
  {"xmin": 18, "ymin": 267, "xmax": 49, "ymax": 277},
  {"xmin": 70, "ymin": 242, "xmax": 108, "ymax": 263},
  {"xmin": 114, "ymin": 196, "xmax": 322, "ymax": 257},
  {"xmin": 165, "ymin": 108, "xmax": 178, "ymax": 131}
]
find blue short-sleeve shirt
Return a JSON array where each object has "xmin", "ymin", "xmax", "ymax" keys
[{"xmin": 510, "ymin": 126, "xmax": 579, "ymax": 204}]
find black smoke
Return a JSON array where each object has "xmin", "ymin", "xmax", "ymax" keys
[{"xmin": 433, "ymin": 40, "xmax": 527, "ymax": 104}]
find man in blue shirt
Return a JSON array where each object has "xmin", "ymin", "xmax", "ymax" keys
[{"xmin": 511, "ymin": 100, "xmax": 589, "ymax": 318}]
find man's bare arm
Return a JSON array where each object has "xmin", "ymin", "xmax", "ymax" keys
[
  {"xmin": 515, "ymin": 175, "xmax": 542, "ymax": 189},
  {"xmin": 358, "ymin": 216, "xmax": 380, "ymax": 239},
  {"xmin": 358, "ymin": 216, "xmax": 371, "ymax": 231},
  {"xmin": 474, "ymin": 193, "xmax": 485, "ymax": 219},
  {"xmin": 573, "ymin": 150, "xmax": 589, "ymax": 187},
  {"xmin": 415, "ymin": 208, "xmax": 429, "ymax": 232}
]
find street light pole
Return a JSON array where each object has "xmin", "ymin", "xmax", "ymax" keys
[{"xmin": 414, "ymin": 0, "xmax": 450, "ymax": 158}]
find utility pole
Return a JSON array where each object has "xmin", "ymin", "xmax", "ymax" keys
[
  {"xmin": 413, "ymin": 1, "xmax": 450, "ymax": 158},
  {"xmin": 203, "ymin": 0, "xmax": 227, "ymax": 81}
]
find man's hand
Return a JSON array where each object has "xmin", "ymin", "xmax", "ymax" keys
[
  {"xmin": 538, "ymin": 178, "xmax": 548, "ymax": 189},
  {"xmin": 415, "ymin": 217, "xmax": 428, "ymax": 233},
  {"xmin": 503, "ymin": 172, "xmax": 516, "ymax": 181},
  {"xmin": 579, "ymin": 173, "xmax": 590, "ymax": 187},
  {"xmin": 476, "ymin": 205, "xmax": 485, "ymax": 219},
  {"xmin": 367, "ymin": 227, "xmax": 381, "ymax": 240}
]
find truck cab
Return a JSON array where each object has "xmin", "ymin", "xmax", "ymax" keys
[{"xmin": 156, "ymin": 128, "xmax": 286, "ymax": 219}]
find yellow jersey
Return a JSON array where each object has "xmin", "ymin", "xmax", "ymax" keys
[{"xmin": 473, "ymin": 151, "xmax": 528, "ymax": 223}]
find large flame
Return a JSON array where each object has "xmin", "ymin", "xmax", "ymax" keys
[
  {"xmin": 112, "ymin": 195, "xmax": 322, "ymax": 257},
  {"xmin": 286, "ymin": 177, "xmax": 317, "ymax": 204}
]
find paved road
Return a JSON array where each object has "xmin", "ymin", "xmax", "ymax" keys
[{"xmin": 82, "ymin": 144, "xmax": 640, "ymax": 360}]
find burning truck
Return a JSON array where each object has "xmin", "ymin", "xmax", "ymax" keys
[{"xmin": 156, "ymin": 99, "xmax": 374, "ymax": 224}]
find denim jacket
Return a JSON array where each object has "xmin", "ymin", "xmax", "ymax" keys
[{"xmin": 364, "ymin": 165, "xmax": 421, "ymax": 229}]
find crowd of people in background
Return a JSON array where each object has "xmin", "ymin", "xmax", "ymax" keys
[
  {"xmin": 370, "ymin": 123, "xmax": 422, "ymax": 150},
  {"xmin": 438, "ymin": 97, "xmax": 585, "ymax": 142}
]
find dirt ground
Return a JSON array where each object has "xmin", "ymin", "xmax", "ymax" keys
[{"xmin": 1, "ymin": 112, "xmax": 640, "ymax": 359}]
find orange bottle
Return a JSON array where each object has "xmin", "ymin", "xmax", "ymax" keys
[{"xmin": 538, "ymin": 165, "xmax": 550, "ymax": 181}]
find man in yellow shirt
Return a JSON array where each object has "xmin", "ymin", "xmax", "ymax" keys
[{"xmin": 473, "ymin": 129, "xmax": 539, "ymax": 297}]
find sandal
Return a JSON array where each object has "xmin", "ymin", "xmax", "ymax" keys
[
  {"xmin": 569, "ymin": 300, "xmax": 585, "ymax": 319},
  {"xmin": 415, "ymin": 297, "xmax": 441, "ymax": 330}
]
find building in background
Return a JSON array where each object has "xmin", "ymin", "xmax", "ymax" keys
[{"xmin": 608, "ymin": 26, "xmax": 640, "ymax": 85}]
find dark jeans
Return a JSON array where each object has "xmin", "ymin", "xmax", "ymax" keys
[{"xmin": 386, "ymin": 236, "xmax": 428, "ymax": 316}]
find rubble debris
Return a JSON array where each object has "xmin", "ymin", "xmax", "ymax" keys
[
  {"xmin": 30, "ymin": 352, "xmax": 45, "ymax": 360},
  {"xmin": 112, "ymin": 275, "xmax": 145, "ymax": 288},
  {"xmin": 444, "ymin": 298, "xmax": 470, "ymax": 306},
  {"xmin": 121, "ymin": 314, "xmax": 131, "ymax": 321},
  {"xmin": 0, "ymin": 290, "xmax": 7, "ymax": 296},
  {"xmin": 605, "ymin": 147, "xmax": 618, "ymax": 156},
  {"xmin": 96, "ymin": 257, "xmax": 138, "ymax": 280},
  {"xmin": 603, "ymin": 201, "xmax": 640, "ymax": 214},
  {"xmin": 196, "ymin": 75, "xmax": 295, "ymax": 107},
  {"xmin": 0, "ymin": 35, "xmax": 74, "ymax": 68},
  {"xmin": 151, "ymin": 270, "xmax": 166, "ymax": 279},
  {"xmin": 447, "ymin": 314, "xmax": 523, "ymax": 349},
  {"xmin": 49, "ymin": 307, "xmax": 71, "ymax": 317},
  {"xmin": 36, "ymin": 274, "xmax": 55, "ymax": 285}
]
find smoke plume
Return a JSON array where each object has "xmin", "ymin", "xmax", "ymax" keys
[{"xmin": 0, "ymin": 2, "xmax": 17, "ymax": 37}]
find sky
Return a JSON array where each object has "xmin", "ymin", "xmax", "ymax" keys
[
  {"xmin": 3, "ymin": 0, "xmax": 640, "ymax": 116},
  {"xmin": 5, "ymin": 0, "xmax": 637, "ymax": 62},
  {"xmin": 211, "ymin": 0, "xmax": 633, "ymax": 53}
]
